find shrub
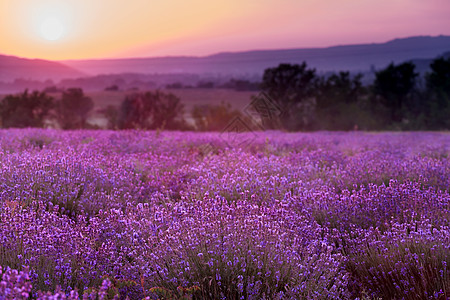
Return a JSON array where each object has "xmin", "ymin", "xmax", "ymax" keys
[
  {"xmin": 346, "ymin": 221, "xmax": 450, "ymax": 299},
  {"xmin": 144, "ymin": 197, "xmax": 349, "ymax": 299}
]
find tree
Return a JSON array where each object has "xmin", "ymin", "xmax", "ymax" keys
[
  {"xmin": 118, "ymin": 91, "xmax": 187, "ymax": 130},
  {"xmin": 0, "ymin": 90, "xmax": 54, "ymax": 128},
  {"xmin": 258, "ymin": 63, "xmax": 317, "ymax": 130},
  {"xmin": 56, "ymin": 88, "xmax": 94, "ymax": 129},
  {"xmin": 316, "ymin": 72, "xmax": 363, "ymax": 109},
  {"xmin": 427, "ymin": 57, "xmax": 450, "ymax": 92},
  {"xmin": 425, "ymin": 56, "xmax": 450, "ymax": 129},
  {"xmin": 373, "ymin": 62, "xmax": 418, "ymax": 123},
  {"xmin": 314, "ymin": 72, "xmax": 368, "ymax": 130}
]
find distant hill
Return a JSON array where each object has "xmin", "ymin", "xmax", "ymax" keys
[
  {"xmin": 1, "ymin": 35, "xmax": 450, "ymax": 92},
  {"xmin": 63, "ymin": 35, "xmax": 450, "ymax": 76},
  {"xmin": 0, "ymin": 54, "xmax": 84, "ymax": 83}
]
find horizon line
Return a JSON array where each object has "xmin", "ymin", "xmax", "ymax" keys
[
  {"xmin": 2, "ymin": 34, "xmax": 449, "ymax": 63},
  {"xmin": 60, "ymin": 34, "xmax": 450, "ymax": 62}
]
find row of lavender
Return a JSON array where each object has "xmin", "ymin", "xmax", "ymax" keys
[{"xmin": 1, "ymin": 129, "xmax": 449, "ymax": 299}]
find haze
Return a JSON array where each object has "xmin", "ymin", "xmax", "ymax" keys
[{"xmin": 1, "ymin": 0, "xmax": 450, "ymax": 60}]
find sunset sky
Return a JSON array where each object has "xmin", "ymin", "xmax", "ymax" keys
[{"xmin": 1, "ymin": 0, "xmax": 450, "ymax": 61}]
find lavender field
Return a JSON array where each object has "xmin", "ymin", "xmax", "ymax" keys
[{"xmin": 1, "ymin": 129, "xmax": 449, "ymax": 299}]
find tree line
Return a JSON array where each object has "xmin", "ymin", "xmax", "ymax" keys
[
  {"xmin": 1, "ymin": 56, "xmax": 449, "ymax": 131},
  {"xmin": 258, "ymin": 56, "xmax": 450, "ymax": 131},
  {"xmin": 0, "ymin": 88, "xmax": 94, "ymax": 129},
  {"xmin": 0, "ymin": 88, "xmax": 189, "ymax": 130}
]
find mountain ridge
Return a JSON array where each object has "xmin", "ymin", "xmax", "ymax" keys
[{"xmin": 61, "ymin": 35, "xmax": 450, "ymax": 76}]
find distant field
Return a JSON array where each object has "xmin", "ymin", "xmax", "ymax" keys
[
  {"xmin": 87, "ymin": 88, "xmax": 256, "ymax": 127},
  {"xmin": 88, "ymin": 88, "xmax": 255, "ymax": 109}
]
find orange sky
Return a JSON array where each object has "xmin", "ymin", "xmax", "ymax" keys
[{"xmin": 1, "ymin": 0, "xmax": 450, "ymax": 61}]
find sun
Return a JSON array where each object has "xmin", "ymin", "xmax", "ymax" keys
[{"xmin": 40, "ymin": 17, "xmax": 65, "ymax": 41}]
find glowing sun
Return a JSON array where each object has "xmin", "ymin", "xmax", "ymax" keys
[{"xmin": 40, "ymin": 17, "xmax": 65, "ymax": 41}]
